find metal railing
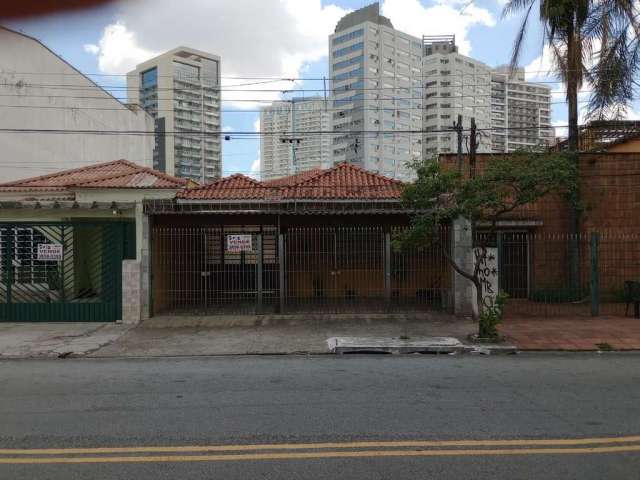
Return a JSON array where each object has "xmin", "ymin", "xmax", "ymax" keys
[{"xmin": 475, "ymin": 231, "xmax": 640, "ymax": 318}]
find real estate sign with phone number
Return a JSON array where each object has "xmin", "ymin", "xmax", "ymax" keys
[
  {"xmin": 37, "ymin": 243, "xmax": 63, "ymax": 261},
  {"xmin": 226, "ymin": 235, "xmax": 252, "ymax": 253}
]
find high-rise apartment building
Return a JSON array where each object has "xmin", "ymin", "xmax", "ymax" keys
[
  {"xmin": 490, "ymin": 66, "xmax": 553, "ymax": 152},
  {"xmin": 422, "ymin": 35, "xmax": 492, "ymax": 158},
  {"xmin": 260, "ymin": 97, "xmax": 331, "ymax": 181},
  {"xmin": 329, "ymin": 3, "xmax": 423, "ymax": 181},
  {"xmin": 127, "ymin": 47, "xmax": 221, "ymax": 183}
]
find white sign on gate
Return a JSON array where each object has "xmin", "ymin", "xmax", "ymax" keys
[
  {"xmin": 226, "ymin": 234, "xmax": 252, "ymax": 253},
  {"xmin": 37, "ymin": 243, "xmax": 63, "ymax": 261}
]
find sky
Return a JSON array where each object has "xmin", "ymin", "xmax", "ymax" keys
[{"xmin": 7, "ymin": 0, "xmax": 640, "ymax": 178}]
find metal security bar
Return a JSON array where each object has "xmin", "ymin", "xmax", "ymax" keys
[
  {"xmin": 152, "ymin": 224, "xmax": 453, "ymax": 315},
  {"xmin": 0, "ymin": 223, "xmax": 123, "ymax": 322},
  {"xmin": 284, "ymin": 226, "xmax": 386, "ymax": 313},
  {"xmin": 152, "ymin": 226, "xmax": 279, "ymax": 315},
  {"xmin": 390, "ymin": 226, "xmax": 452, "ymax": 312}
]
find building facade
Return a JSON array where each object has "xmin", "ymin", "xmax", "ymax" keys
[
  {"xmin": 0, "ymin": 26, "xmax": 154, "ymax": 182},
  {"xmin": 490, "ymin": 66, "xmax": 553, "ymax": 152},
  {"xmin": 422, "ymin": 35, "xmax": 492, "ymax": 158},
  {"xmin": 260, "ymin": 97, "xmax": 332, "ymax": 181},
  {"xmin": 329, "ymin": 3, "xmax": 423, "ymax": 181},
  {"xmin": 127, "ymin": 47, "xmax": 222, "ymax": 183}
]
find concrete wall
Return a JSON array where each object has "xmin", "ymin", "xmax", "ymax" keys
[{"xmin": 0, "ymin": 27, "xmax": 154, "ymax": 182}]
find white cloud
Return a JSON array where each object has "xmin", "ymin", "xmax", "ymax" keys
[
  {"xmin": 83, "ymin": 43, "xmax": 99, "ymax": 55},
  {"xmin": 381, "ymin": 0, "xmax": 495, "ymax": 56},
  {"xmin": 524, "ymin": 45, "xmax": 557, "ymax": 82},
  {"xmin": 253, "ymin": 118, "xmax": 260, "ymax": 133},
  {"xmin": 86, "ymin": 0, "xmax": 348, "ymax": 108},
  {"xmin": 88, "ymin": 22, "xmax": 158, "ymax": 74},
  {"xmin": 552, "ymin": 120, "xmax": 568, "ymax": 139},
  {"xmin": 249, "ymin": 156, "xmax": 261, "ymax": 180},
  {"xmin": 222, "ymin": 125, "xmax": 233, "ymax": 132}
]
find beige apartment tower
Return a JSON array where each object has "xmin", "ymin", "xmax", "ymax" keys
[
  {"xmin": 490, "ymin": 66, "xmax": 553, "ymax": 152},
  {"xmin": 128, "ymin": 47, "xmax": 221, "ymax": 182},
  {"xmin": 260, "ymin": 97, "xmax": 332, "ymax": 181}
]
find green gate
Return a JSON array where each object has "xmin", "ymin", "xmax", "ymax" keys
[{"xmin": 0, "ymin": 222, "xmax": 125, "ymax": 322}]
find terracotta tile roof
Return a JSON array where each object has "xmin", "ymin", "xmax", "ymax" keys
[
  {"xmin": 178, "ymin": 163, "xmax": 404, "ymax": 201},
  {"xmin": 280, "ymin": 163, "xmax": 404, "ymax": 200},
  {"xmin": 0, "ymin": 159, "xmax": 187, "ymax": 191},
  {"xmin": 176, "ymin": 174, "xmax": 274, "ymax": 200},
  {"xmin": 262, "ymin": 169, "xmax": 324, "ymax": 187}
]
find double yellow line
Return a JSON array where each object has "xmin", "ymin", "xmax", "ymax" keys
[{"xmin": 1, "ymin": 435, "xmax": 640, "ymax": 464}]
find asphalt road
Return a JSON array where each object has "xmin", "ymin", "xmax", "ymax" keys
[{"xmin": 1, "ymin": 353, "xmax": 640, "ymax": 479}]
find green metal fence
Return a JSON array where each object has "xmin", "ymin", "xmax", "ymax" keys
[
  {"xmin": 476, "ymin": 231, "xmax": 640, "ymax": 318},
  {"xmin": 0, "ymin": 222, "xmax": 126, "ymax": 322}
]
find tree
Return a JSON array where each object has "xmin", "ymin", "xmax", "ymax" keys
[
  {"xmin": 503, "ymin": 0, "xmax": 640, "ymax": 150},
  {"xmin": 396, "ymin": 153, "xmax": 577, "ymax": 338}
]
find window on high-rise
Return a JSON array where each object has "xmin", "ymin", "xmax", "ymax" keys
[
  {"xmin": 173, "ymin": 61, "xmax": 199, "ymax": 81},
  {"xmin": 141, "ymin": 67, "xmax": 157, "ymax": 88}
]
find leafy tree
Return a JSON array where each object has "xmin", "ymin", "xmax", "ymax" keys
[
  {"xmin": 503, "ymin": 0, "xmax": 640, "ymax": 150},
  {"xmin": 396, "ymin": 153, "xmax": 578, "ymax": 338}
]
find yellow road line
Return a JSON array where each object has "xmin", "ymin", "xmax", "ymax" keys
[
  {"xmin": 2, "ymin": 445, "xmax": 640, "ymax": 464},
  {"xmin": 2, "ymin": 435, "xmax": 640, "ymax": 456}
]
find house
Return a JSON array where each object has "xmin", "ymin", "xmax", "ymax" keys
[
  {"xmin": 144, "ymin": 162, "xmax": 454, "ymax": 317},
  {"xmin": 440, "ymin": 151, "xmax": 640, "ymax": 317},
  {"xmin": 0, "ymin": 26, "xmax": 154, "ymax": 181},
  {"xmin": 0, "ymin": 160, "xmax": 186, "ymax": 323}
]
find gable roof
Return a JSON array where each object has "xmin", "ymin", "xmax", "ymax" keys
[
  {"xmin": 177, "ymin": 163, "xmax": 404, "ymax": 202},
  {"xmin": 280, "ymin": 163, "xmax": 404, "ymax": 200},
  {"xmin": 0, "ymin": 159, "xmax": 187, "ymax": 192},
  {"xmin": 262, "ymin": 168, "xmax": 324, "ymax": 187},
  {"xmin": 177, "ymin": 173, "xmax": 273, "ymax": 200}
]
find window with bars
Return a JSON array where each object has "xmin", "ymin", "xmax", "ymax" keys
[{"xmin": 0, "ymin": 227, "xmax": 58, "ymax": 285}]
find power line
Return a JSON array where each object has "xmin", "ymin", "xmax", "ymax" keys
[
  {"xmin": 0, "ymin": 125, "xmax": 569, "ymax": 137},
  {"xmin": 0, "ymin": 66, "xmax": 616, "ymax": 79},
  {"xmin": 2, "ymin": 81, "xmax": 564, "ymax": 92},
  {"xmin": 0, "ymin": 92, "xmax": 574, "ymax": 105},
  {"xmin": 0, "ymin": 96, "xmax": 585, "ymax": 114}
]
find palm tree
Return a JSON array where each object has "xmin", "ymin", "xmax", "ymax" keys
[{"xmin": 503, "ymin": 0, "xmax": 640, "ymax": 150}]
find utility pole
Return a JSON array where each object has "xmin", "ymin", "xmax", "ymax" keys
[
  {"xmin": 469, "ymin": 117, "xmax": 477, "ymax": 179},
  {"xmin": 279, "ymin": 99, "xmax": 303, "ymax": 175},
  {"xmin": 454, "ymin": 114, "xmax": 463, "ymax": 173}
]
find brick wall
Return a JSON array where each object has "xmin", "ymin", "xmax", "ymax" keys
[
  {"xmin": 439, "ymin": 152, "xmax": 640, "ymax": 298},
  {"xmin": 438, "ymin": 152, "xmax": 640, "ymax": 235}
]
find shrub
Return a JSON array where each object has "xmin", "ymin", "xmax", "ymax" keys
[{"xmin": 479, "ymin": 292, "xmax": 508, "ymax": 339}]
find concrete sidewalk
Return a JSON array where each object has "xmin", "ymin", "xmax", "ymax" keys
[
  {"xmin": 93, "ymin": 314, "xmax": 476, "ymax": 357},
  {"xmin": 0, "ymin": 323, "xmax": 131, "ymax": 358}
]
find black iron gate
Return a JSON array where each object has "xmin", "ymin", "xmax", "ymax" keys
[{"xmin": 0, "ymin": 223, "xmax": 124, "ymax": 322}]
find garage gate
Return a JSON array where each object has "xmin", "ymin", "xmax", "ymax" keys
[
  {"xmin": 152, "ymin": 225, "xmax": 451, "ymax": 315},
  {"xmin": 0, "ymin": 222, "xmax": 129, "ymax": 322}
]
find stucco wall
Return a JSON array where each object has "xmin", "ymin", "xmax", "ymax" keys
[
  {"xmin": 0, "ymin": 28, "xmax": 154, "ymax": 182},
  {"xmin": 607, "ymin": 137, "xmax": 640, "ymax": 153}
]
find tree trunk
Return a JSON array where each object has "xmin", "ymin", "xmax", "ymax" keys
[
  {"xmin": 474, "ymin": 277, "xmax": 484, "ymax": 333},
  {"xmin": 566, "ymin": 28, "xmax": 581, "ymax": 291}
]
